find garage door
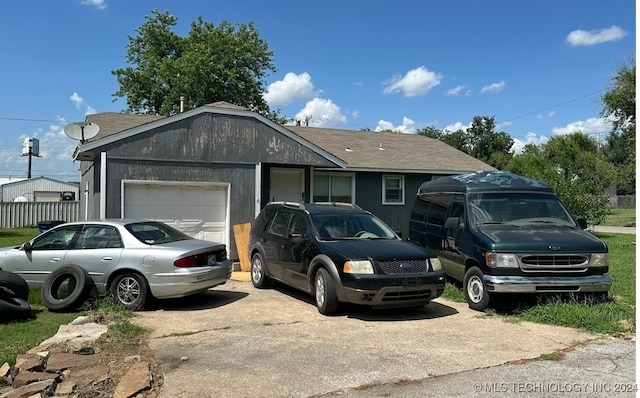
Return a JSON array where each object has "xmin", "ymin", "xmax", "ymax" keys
[{"xmin": 123, "ymin": 181, "xmax": 229, "ymax": 246}]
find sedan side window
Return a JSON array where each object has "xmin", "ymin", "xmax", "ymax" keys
[
  {"xmin": 72, "ymin": 225, "xmax": 123, "ymax": 249},
  {"xmin": 31, "ymin": 225, "xmax": 82, "ymax": 250}
]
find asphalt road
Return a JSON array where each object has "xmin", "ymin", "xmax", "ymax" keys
[{"xmin": 132, "ymin": 279, "xmax": 636, "ymax": 397}]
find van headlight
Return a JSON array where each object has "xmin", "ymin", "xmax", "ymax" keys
[
  {"xmin": 485, "ymin": 252, "xmax": 519, "ymax": 268},
  {"xmin": 588, "ymin": 253, "xmax": 609, "ymax": 267},
  {"xmin": 429, "ymin": 257, "xmax": 442, "ymax": 271},
  {"xmin": 344, "ymin": 260, "xmax": 374, "ymax": 274}
]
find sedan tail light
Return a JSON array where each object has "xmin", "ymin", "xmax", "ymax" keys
[{"xmin": 174, "ymin": 248, "xmax": 227, "ymax": 267}]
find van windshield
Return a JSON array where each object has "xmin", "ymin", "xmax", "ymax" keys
[{"xmin": 468, "ymin": 193, "xmax": 577, "ymax": 227}]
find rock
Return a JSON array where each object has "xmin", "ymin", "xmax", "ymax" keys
[
  {"xmin": 0, "ymin": 379, "xmax": 55, "ymax": 398},
  {"xmin": 0, "ymin": 363, "xmax": 10, "ymax": 378},
  {"xmin": 13, "ymin": 354, "xmax": 45, "ymax": 374},
  {"xmin": 113, "ymin": 361, "xmax": 151, "ymax": 398},
  {"xmin": 11, "ymin": 371, "xmax": 58, "ymax": 388},
  {"xmin": 44, "ymin": 352, "xmax": 103, "ymax": 373}
]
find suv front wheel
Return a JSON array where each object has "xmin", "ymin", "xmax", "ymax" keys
[
  {"xmin": 463, "ymin": 266, "xmax": 491, "ymax": 311},
  {"xmin": 314, "ymin": 268, "xmax": 339, "ymax": 315}
]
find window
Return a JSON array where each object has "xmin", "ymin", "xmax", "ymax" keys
[
  {"xmin": 382, "ymin": 175, "xmax": 404, "ymax": 205},
  {"xmin": 73, "ymin": 225, "xmax": 123, "ymax": 249},
  {"xmin": 313, "ymin": 174, "xmax": 354, "ymax": 203},
  {"xmin": 268, "ymin": 212, "xmax": 291, "ymax": 237}
]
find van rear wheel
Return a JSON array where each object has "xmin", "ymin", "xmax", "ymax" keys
[{"xmin": 464, "ymin": 266, "xmax": 491, "ymax": 311}]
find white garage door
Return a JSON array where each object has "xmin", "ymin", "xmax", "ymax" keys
[{"xmin": 123, "ymin": 181, "xmax": 229, "ymax": 246}]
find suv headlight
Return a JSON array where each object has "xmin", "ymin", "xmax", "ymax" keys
[
  {"xmin": 485, "ymin": 252, "xmax": 519, "ymax": 268},
  {"xmin": 588, "ymin": 253, "xmax": 609, "ymax": 267},
  {"xmin": 344, "ymin": 260, "xmax": 374, "ymax": 274},
  {"xmin": 429, "ymin": 257, "xmax": 442, "ymax": 271}
]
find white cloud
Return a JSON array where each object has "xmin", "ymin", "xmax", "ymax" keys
[
  {"xmin": 81, "ymin": 0, "xmax": 107, "ymax": 10},
  {"xmin": 375, "ymin": 117, "xmax": 416, "ymax": 133},
  {"xmin": 551, "ymin": 117, "xmax": 612, "ymax": 136},
  {"xmin": 70, "ymin": 92, "xmax": 96, "ymax": 115},
  {"xmin": 536, "ymin": 111, "xmax": 555, "ymax": 119},
  {"xmin": 481, "ymin": 80, "xmax": 505, "ymax": 94},
  {"xmin": 512, "ymin": 132, "xmax": 550, "ymax": 154},
  {"xmin": 383, "ymin": 66, "xmax": 443, "ymax": 97},
  {"xmin": 566, "ymin": 25, "xmax": 627, "ymax": 46},
  {"xmin": 443, "ymin": 121, "xmax": 471, "ymax": 133},
  {"xmin": 293, "ymin": 98, "xmax": 346, "ymax": 127},
  {"xmin": 446, "ymin": 85, "xmax": 465, "ymax": 97},
  {"xmin": 264, "ymin": 72, "xmax": 319, "ymax": 106}
]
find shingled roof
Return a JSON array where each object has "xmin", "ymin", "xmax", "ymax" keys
[
  {"xmin": 80, "ymin": 103, "xmax": 493, "ymax": 174},
  {"xmin": 287, "ymin": 126, "xmax": 493, "ymax": 173}
]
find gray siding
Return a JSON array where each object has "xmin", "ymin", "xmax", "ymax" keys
[{"xmin": 355, "ymin": 172, "xmax": 434, "ymax": 239}]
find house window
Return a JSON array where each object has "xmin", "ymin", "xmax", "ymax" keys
[
  {"xmin": 383, "ymin": 175, "xmax": 404, "ymax": 205},
  {"xmin": 313, "ymin": 174, "xmax": 354, "ymax": 203}
]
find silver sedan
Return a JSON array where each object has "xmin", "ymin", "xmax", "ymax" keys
[{"xmin": 0, "ymin": 219, "xmax": 233, "ymax": 311}]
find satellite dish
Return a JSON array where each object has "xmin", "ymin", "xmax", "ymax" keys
[
  {"xmin": 64, "ymin": 122, "xmax": 100, "ymax": 143},
  {"xmin": 14, "ymin": 196, "xmax": 28, "ymax": 202}
]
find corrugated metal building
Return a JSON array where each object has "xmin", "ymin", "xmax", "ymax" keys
[{"xmin": 0, "ymin": 176, "xmax": 80, "ymax": 202}]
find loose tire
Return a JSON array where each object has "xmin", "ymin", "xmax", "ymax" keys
[
  {"xmin": 0, "ymin": 270, "xmax": 30, "ymax": 300},
  {"xmin": 314, "ymin": 268, "xmax": 339, "ymax": 315},
  {"xmin": 110, "ymin": 273, "xmax": 149, "ymax": 311},
  {"xmin": 0, "ymin": 295, "xmax": 31, "ymax": 322},
  {"xmin": 41, "ymin": 265, "xmax": 94, "ymax": 312},
  {"xmin": 251, "ymin": 253, "xmax": 270, "ymax": 289},
  {"xmin": 463, "ymin": 266, "xmax": 491, "ymax": 311}
]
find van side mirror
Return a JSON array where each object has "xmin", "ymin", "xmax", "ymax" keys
[
  {"xmin": 21, "ymin": 241, "xmax": 32, "ymax": 252},
  {"xmin": 576, "ymin": 218, "xmax": 588, "ymax": 229},
  {"xmin": 444, "ymin": 217, "xmax": 461, "ymax": 230}
]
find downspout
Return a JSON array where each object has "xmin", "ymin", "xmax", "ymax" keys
[{"xmin": 100, "ymin": 152, "xmax": 106, "ymax": 219}]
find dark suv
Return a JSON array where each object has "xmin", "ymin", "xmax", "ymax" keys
[{"xmin": 248, "ymin": 202, "xmax": 445, "ymax": 315}]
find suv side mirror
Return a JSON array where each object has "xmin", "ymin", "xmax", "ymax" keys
[{"xmin": 444, "ymin": 216, "xmax": 461, "ymax": 230}]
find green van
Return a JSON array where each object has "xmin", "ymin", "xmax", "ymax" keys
[{"xmin": 409, "ymin": 171, "xmax": 611, "ymax": 311}]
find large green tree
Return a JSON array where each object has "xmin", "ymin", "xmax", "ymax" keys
[
  {"xmin": 600, "ymin": 57, "xmax": 636, "ymax": 195},
  {"xmin": 112, "ymin": 10, "xmax": 280, "ymax": 119},
  {"xmin": 505, "ymin": 132, "xmax": 616, "ymax": 225},
  {"xmin": 417, "ymin": 116, "xmax": 514, "ymax": 169}
]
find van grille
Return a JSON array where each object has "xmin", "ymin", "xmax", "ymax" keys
[
  {"xmin": 519, "ymin": 254, "xmax": 588, "ymax": 271},
  {"xmin": 378, "ymin": 259, "xmax": 427, "ymax": 274}
]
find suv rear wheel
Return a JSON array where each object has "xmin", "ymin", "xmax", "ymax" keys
[
  {"xmin": 314, "ymin": 268, "xmax": 339, "ymax": 315},
  {"xmin": 251, "ymin": 253, "xmax": 270, "ymax": 288}
]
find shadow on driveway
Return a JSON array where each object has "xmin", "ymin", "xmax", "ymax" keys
[{"xmin": 145, "ymin": 288, "xmax": 249, "ymax": 311}]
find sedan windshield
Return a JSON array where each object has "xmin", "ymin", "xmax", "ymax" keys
[
  {"xmin": 125, "ymin": 222, "xmax": 191, "ymax": 244},
  {"xmin": 311, "ymin": 213, "xmax": 396, "ymax": 240},
  {"xmin": 469, "ymin": 193, "xmax": 577, "ymax": 227}
]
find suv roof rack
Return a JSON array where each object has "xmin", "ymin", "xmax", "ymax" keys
[{"xmin": 314, "ymin": 202, "xmax": 362, "ymax": 210}]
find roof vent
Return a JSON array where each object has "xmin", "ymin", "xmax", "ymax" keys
[{"xmin": 378, "ymin": 143, "xmax": 385, "ymax": 150}]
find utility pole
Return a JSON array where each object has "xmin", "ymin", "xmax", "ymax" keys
[{"xmin": 21, "ymin": 138, "xmax": 40, "ymax": 179}]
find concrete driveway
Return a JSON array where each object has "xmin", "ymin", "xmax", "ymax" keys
[{"xmin": 130, "ymin": 278, "xmax": 628, "ymax": 397}]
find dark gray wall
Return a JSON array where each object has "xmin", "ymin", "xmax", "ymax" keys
[{"xmin": 355, "ymin": 172, "xmax": 433, "ymax": 239}]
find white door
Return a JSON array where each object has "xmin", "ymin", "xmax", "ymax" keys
[
  {"xmin": 270, "ymin": 168, "xmax": 305, "ymax": 203},
  {"xmin": 123, "ymin": 182, "xmax": 229, "ymax": 245}
]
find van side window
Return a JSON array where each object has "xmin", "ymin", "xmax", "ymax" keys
[{"xmin": 425, "ymin": 194, "xmax": 452, "ymax": 226}]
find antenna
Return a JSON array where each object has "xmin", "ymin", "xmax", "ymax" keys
[{"xmin": 64, "ymin": 122, "xmax": 100, "ymax": 143}]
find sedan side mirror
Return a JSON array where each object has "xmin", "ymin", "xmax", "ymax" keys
[{"xmin": 21, "ymin": 241, "xmax": 32, "ymax": 252}]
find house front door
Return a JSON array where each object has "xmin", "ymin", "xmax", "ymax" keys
[{"xmin": 270, "ymin": 168, "xmax": 305, "ymax": 203}]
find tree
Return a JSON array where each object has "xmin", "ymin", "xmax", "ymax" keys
[
  {"xmin": 417, "ymin": 116, "xmax": 514, "ymax": 169},
  {"xmin": 505, "ymin": 133, "xmax": 616, "ymax": 225},
  {"xmin": 112, "ymin": 10, "xmax": 279, "ymax": 119},
  {"xmin": 600, "ymin": 57, "xmax": 636, "ymax": 195}
]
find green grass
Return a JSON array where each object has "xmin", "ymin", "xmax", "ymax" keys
[
  {"xmin": 442, "ymin": 232, "xmax": 636, "ymax": 335},
  {"xmin": 601, "ymin": 208, "xmax": 636, "ymax": 227}
]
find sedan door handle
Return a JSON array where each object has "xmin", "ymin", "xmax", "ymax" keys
[
  {"xmin": 50, "ymin": 258, "xmax": 61, "ymax": 263},
  {"xmin": 101, "ymin": 257, "xmax": 113, "ymax": 261}
]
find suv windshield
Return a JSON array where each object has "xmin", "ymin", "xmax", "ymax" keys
[
  {"xmin": 469, "ymin": 193, "xmax": 577, "ymax": 227},
  {"xmin": 311, "ymin": 213, "xmax": 396, "ymax": 240}
]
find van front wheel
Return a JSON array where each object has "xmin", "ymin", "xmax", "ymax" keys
[{"xmin": 464, "ymin": 267, "xmax": 491, "ymax": 311}]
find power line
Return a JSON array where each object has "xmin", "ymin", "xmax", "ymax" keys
[
  {"xmin": 501, "ymin": 90, "xmax": 604, "ymax": 124},
  {"xmin": 0, "ymin": 116, "xmax": 63, "ymax": 123}
]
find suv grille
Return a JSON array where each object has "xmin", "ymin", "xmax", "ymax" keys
[
  {"xmin": 378, "ymin": 259, "xmax": 427, "ymax": 274},
  {"xmin": 520, "ymin": 254, "xmax": 588, "ymax": 271}
]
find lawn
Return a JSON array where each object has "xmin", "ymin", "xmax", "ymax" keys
[{"xmin": 601, "ymin": 208, "xmax": 636, "ymax": 227}]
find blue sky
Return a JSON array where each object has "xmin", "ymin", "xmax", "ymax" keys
[{"xmin": 0, "ymin": 0, "xmax": 635, "ymax": 182}]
